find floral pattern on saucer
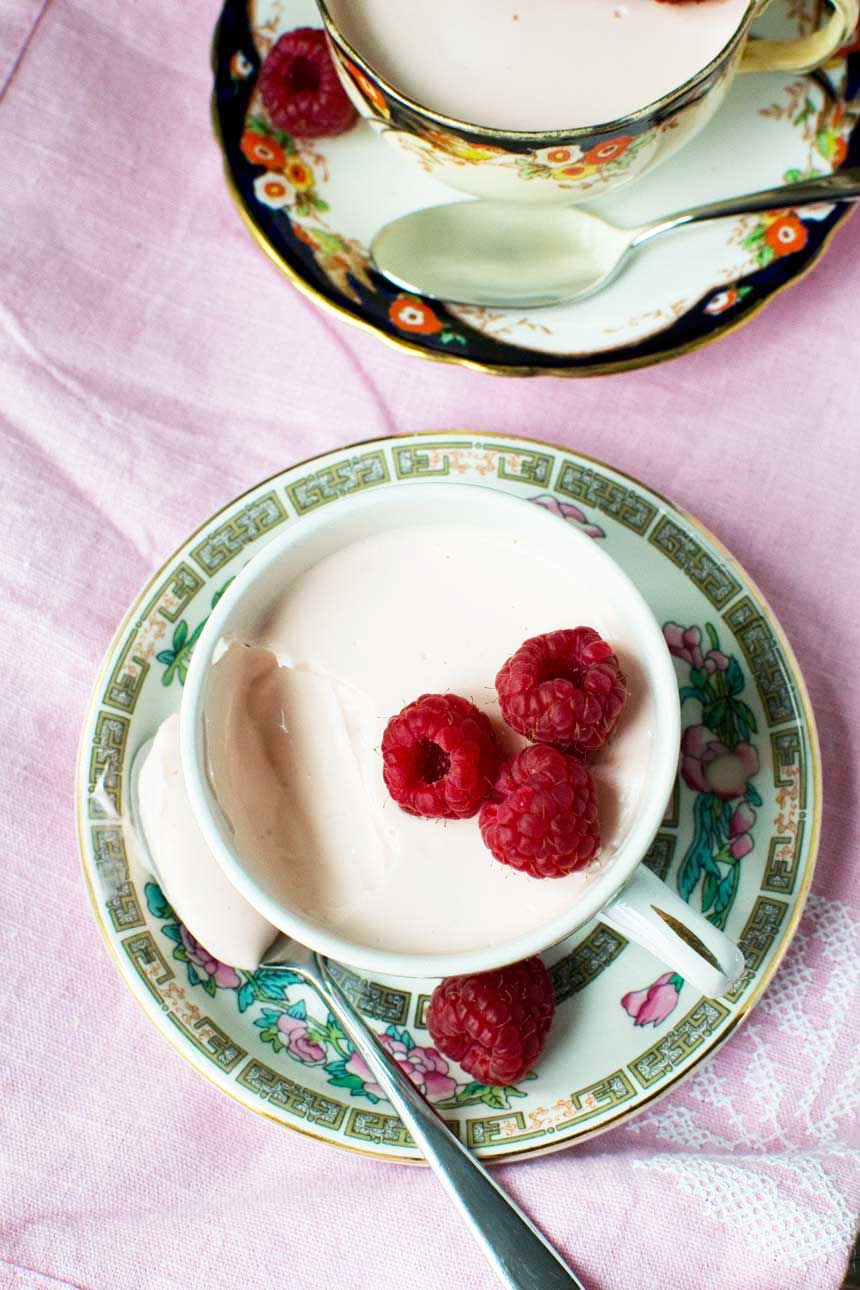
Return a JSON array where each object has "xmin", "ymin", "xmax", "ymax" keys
[
  {"xmin": 145, "ymin": 879, "xmax": 535, "ymax": 1111},
  {"xmin": 212, "ymin": 0, "xmax": 859, "ymax": 375},
  {"xmin": 77, "ymin": 432, "xmax": 820, "ymax": 1162},
  {"xmin": 618, "ymin": 618, "xmax": 764, "ymax": 1030}
]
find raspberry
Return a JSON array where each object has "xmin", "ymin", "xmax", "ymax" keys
[
  {"xmin": 381, "ymin": 693, "xmax": 500, "ymax": 819},
  {"xmin": 479, "ymin": 744, "xmax": 600, "ymax": 878},
  {"xmin": 496, "ymin": 627, "xmax": 626, "ymax": 753},
  {"xmin": 427, "ymin": 957, "xmax": 555, "ymax": 1086},
  {"xmin": 259, "ymin": 29, "xmax": 358, "ymax": 139}
]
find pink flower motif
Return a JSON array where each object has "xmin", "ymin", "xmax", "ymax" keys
[
  {"xmin": 277, "ymin": 1012, "xmax": 326, "ymax": 1065},
  {"xmin": 530, "ymin": 494, "xmax": 605, "ymax": 540},
  {"xmin": 730, "ymin": 800, "xmax": 756, "ymax": 835},
  {"xmin": 179, "ymin": 927, "xmax": 241, "ymax": 989},
  {"xmin": 704, "ymin": 650, "xmax": 730, "ymax": 672},
  {"xmin": 728, "ymin": 799, "xmax": 756, "ymax": 859},
  {"xmin": 729, "ymin": 833, "xmax": 754, "ymax": 859},
  {"xmin": 346, "ymin": 1036, "xmax": 458, "ymax": 1102},
  {"xmin": 681, "ymin": 724, "xmax": 759, "ymax": 800},
  {"xmin": 622, "ymin": 972, "xmax": 682, "ymax": 1026},
  {"xmin": 663, "ymin": 622, "xmax": 704, "ymax": 670}
]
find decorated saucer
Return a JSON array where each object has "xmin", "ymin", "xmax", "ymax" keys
[
  {"xmin": 211, "ymin": 0, "xmax": 858, "ymax": 377},
  {"xmin": 77, "ymin": 431, "xmax": 820, "ymax": 1162}
]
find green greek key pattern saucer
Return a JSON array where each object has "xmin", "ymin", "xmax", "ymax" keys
[{"xmin": 76, "ymin": 432, "xmax": 820, "ymax": 1162}]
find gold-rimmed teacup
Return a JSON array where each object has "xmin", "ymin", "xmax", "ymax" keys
[{"xmin": 319, "ymin": 0, "xmax": 859, "ymax": 205}]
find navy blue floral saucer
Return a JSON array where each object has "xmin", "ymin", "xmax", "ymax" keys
[{"xmin": 212, "ymin": 0, "xmax": 858, "ymax": 374}]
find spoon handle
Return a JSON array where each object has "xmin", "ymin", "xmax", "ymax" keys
[
  {"xmin": 298, "ymin": 956, "xmax": 586, "ymax": 1290},
  {"xmin": 633, "ymin": 166, "xmax": 860, "ymax": 246}
]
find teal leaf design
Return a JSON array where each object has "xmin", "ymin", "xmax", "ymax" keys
[
  {"xmin": 255, "ymin": 1008, "xmax": 284, "ymax": 1030},
  {"xmin": 678, "ymin": 793, "xmax": 715, "ymax": 901},
  {"xmin": 746, "ymin": 782, "xmax": 763, "ymax": 807},
  {"xmin": 286, "ymin": 1000, "xmax": 307, "ymax": 1021},
  {"xmin": 679, "ymin": 686, "xmax": 704, "ymax": 705},
  {"xmin": 324, "ymin": 1058, "xmax": 377, "ymax": 1101},
  {"xmin": 186, "ymin": 963, "xmax": 200, "ymax": 985},
  {"xmin": 254, "ymin": 1014, "xmax": 285, "ymax": 1050},
  {"xmin": 385, "ymin": 1024, "xmax": 414, "ymax": 1051},
  {"xmin": 144, "ymin": 882, "xmax": 174, "ymax": 919},
  {"xmin": 726, "ymin": 657, "xmax": 744, "ymax": 696},
  {"xmin": 201, "ymin": 975, "xmax": 217, "ymax": 998},
  {"xmin": 155, "ymin": 649, "xmax": 175, "ymax": 665},
  {"xmin": 161, "ymin": 923, "xmax": 182, "ymax": 944},
  {"xmin": 733, "ymin": 699, "xmax": 758, "ymax": 736},
  {"xmin": 710, "ymin": 865, "xmax": 741, "ymax": 928},
  {"xmin": 252, "ymin": 967, "xmax": 302, "ymax": 999},
  {"xmin": 702, "ymin": 870, "xmax": 719, "ymax": 914},
  {"xmin": 236, "ymin": 981, "xmax": 256, "ymax": 1013}
]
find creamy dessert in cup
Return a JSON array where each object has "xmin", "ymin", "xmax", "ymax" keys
[
  {"xmin": 316, "ymin": 0, "xmax": 858, "ymax": 203},
  {"xmin": 178, "ymin": 484, "xmax": 743, "ymax": 995},
  {"xmin": 325, "ymin": 0, "xmax": 752, "ymax": 132}
]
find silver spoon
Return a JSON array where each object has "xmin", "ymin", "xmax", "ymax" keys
[
  {"xmin": 371, "ymin": 168, "xmax": 860, "ymax": 309},
  {"xmin": 129, "ymin": 739, "xmax": 586, "ymax": 1290}
]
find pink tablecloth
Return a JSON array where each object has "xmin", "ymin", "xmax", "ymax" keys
[{"xmin": 2, "ymin": 3, "xmax": 860, "ymax": 1288}]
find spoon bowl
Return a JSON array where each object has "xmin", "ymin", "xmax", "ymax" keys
[{"xmin": 372, "ymin": 202, "xmax": 632, "ymax": 308}]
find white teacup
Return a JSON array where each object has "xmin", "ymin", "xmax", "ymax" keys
[
  {"xmin": 180, "ymin": 484, "xmax": 743, "ymax": 996},
  {"xmin": 319, "ymin": 0, "xmax": 859, "ymax": 204}
]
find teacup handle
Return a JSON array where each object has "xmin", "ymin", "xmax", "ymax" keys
[
  {"xmin": 740, "ymin": 0, "xmax": 858, "ymax": 74},
  {"xmin": 601, "ymin": 865, "xmax": 744, "ymax": 998}
]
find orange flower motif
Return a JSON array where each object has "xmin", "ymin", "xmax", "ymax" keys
[
  {"xmin": 345, "ymin": 58, "xmax": 389, "ymax": 117},
  {"xmin": 240, "ymin": 131, "xmax": 287, "ymax": 170},
  {"xmin": 285, "ymin": 159, "xmax": 314, "ymax": 191},
  {"xmin": 831, "ymin": 136, "xmax": 848, "ymax": 167},
  {"xmin": 544, "ymin": 146, "xmax": 579, "ymax": 165},
  {"xmin": 764, "ymin": 214, "xmax": 808, "ymax": 257},
  {"xmin": 389, "ymin": 295, "xmax": 442, "ymax": 334},
  {"xmin": 551, "ymin": 161, "xmax": 598, "ymax": 182},
  {"xmin": 293, "ymin": 223, "xmax": 321, "ymax": 250},
  {"xmin": 705, "ymin": 288, "xmax": 739, "ymax": 315},
  {"xmin": 583, "ymin": 135, "xmax": 633, "ymax": 166},
  {"xmin": 230, "ymin": 51, "xmax": 254, "ymax": 80}
]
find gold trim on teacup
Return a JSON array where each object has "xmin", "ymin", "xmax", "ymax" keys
[{"xmin": 76, "ymin": 430, "xmax": 822, "ymax": 1166}]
